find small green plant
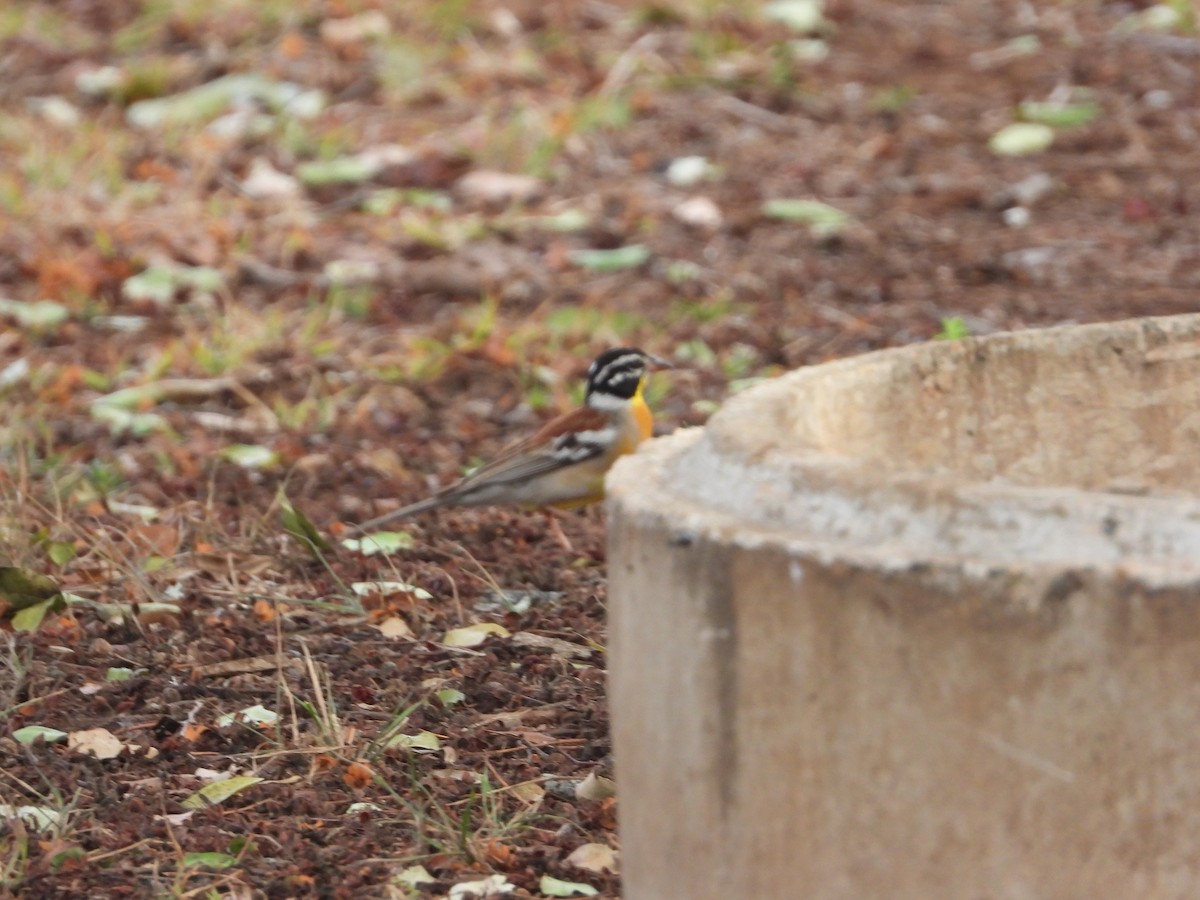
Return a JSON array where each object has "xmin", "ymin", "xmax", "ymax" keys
[
  {"xmin": 326, "ymin": 283, "xmax": 375, "ymax": 320},
  {"xmin": 290, "ymin": 643, "xmax": 343, "ymax": 748},
  {"xmin": 575, "ymin": 94, "xmax": 632, "ymax": 132},
  {"xmin": 935, "ymin": 316, "xmax": 972, "ymax": 341},
  {"xmin": 870, "ymin": 84, "xmax": 916, "ymax": 114},
  {"xmin": 458, "ymin": 295, "xmax": 500, "ymax": 350},
  {"xmin": 670, "ymin": 292, "xmax": 740, "ymax": 325},
  {"xmin": 423, "ymin": 0, "xmax": 479, "ymax": 38},
  {"xmin": 364, "ymin": 699, "xmax": 428, "ymax": 763},
  {"xmin": 84, "ymin": 460, "xmax": 125, "ymax": 497},
  {"xmin": 721, "ymin": 343, "xmax": 760, "ymax": 379},
  {"xmin": 1167, "ymin": 0, "xmax": 1197, "ymax": 32},
  {"xmin": 0, "ymin": 815, "xmax": 30, "ymax": 891},
  {"xmin": 0, "ymin": 774, "xmax": 84, "ymax": 892},
  {"xmin": 0, "ymin": 634, "xmax": 32, "ymax": 718}
]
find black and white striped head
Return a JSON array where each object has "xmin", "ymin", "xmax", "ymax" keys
[{"xmin": 585, "ymin": 347, "xmax": 667, "ymax": 407}]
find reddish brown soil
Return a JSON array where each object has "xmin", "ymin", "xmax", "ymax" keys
[{"xmin": 0, "ymin": 0, "xmax": 1196, "ymax": 896}]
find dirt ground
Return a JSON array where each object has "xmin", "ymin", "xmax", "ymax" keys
[{"xmin": 0, "ymin": 0, "xmax": 1197, "ymax": 896}]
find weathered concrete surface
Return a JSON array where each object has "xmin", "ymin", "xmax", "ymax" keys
[{"xmin": 607, "ymin": 315, "xmax": 1200, "ymax": 900}]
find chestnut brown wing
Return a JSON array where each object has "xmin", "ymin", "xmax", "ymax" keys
[{"xmin": 438, "ymin": 406, "xmax": 612, "ymax": 495}]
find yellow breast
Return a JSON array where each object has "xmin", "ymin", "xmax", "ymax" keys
[
  {"xmin": 632, "ymin": 387, "xmax": 653, "ymax": 442},
  {"xmin": 549, "ymin": 385, "xmax": 654, "ymax": 510},
  {"xmin": 615, "ymin": 384, "xmax": 653, "ymax": 456}
]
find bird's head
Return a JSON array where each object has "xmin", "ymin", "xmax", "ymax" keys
[{"xmin": 585, "ymin": 347, "xmax": 672, "ymax": 408}]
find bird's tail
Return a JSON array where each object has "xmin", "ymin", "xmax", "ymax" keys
[{"xmin": 345, "ymin": 495, "xmax": 445, "ymax": 537}]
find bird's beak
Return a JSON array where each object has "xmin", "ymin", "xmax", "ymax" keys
[{"xmin": 646, "ymin": 353, "xmax": 675, "ymax": 370}]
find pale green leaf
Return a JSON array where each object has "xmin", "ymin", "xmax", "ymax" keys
[
  {"xmin": 763, "ymin": 0, "xmax": 829, "ymax": 33},
  {"xmin": 47, "ymin": 541, "xmax": 76, "ymax": 565},
  {"xmin": 526, "ymin": 209, "xmax": 589, "ymax": 233},
  {"xmin": 664, "ymin": 260, "xmax": 703, "ymax": 284},
  {"xmin": 13, "ymin": 725, "xmax": 69, "ymax": 745},
  {"xmin": 12, "ymin": 597, "xmax": 60, "ymax": 632},
  {"xmin": 539, "ymin": 875, "xmax": 599, "ymax": 897},
  {"xmin": 436, "ymin": 688, "xmax": 466, "ymax": 707},
  {"xmin": 762, "ymin": 199, "xmax": 851, "ymax": 236},
  {"xmin": 175, "ymin": 265, "xmax": 224, "ymax": 293},
  {"xmin": 120, "ymin": 267, "xmax": 177, "ymax": 304},
  {"xmin": 127, "ymin": 73, "xmax": 324, "ymax": 129},
  {"xmin": 0, "ymin": 804, "xmax": 63, "ymax": 831},
  {"xmin": 90, "ymin": 383, "xmax": 162, "ymax": 409},
  {"xmin": 0, "ymin": 298, "xmax": 70, "ymax": 330},
  {"xmin": 362, "ymin": 188, "xmax": 404, "ymax": 215},
  {"xmin": 122, "ymin": 264, "xmax": 224, "ymax": 304},
  {"xmin": 1113, "ymin": 3, "xmax": 1184, "ymax": 33},
  {"xmin": 120, "ymin": 267, "xmax": 176, "ymax": 307},
  {"xmin": 989, "ymin": 123, "xmax": 1055, "ymax": 156},
  {"xmin": 219, "ymin": 444, "xmax": 280, "ymax": 470},
  {"xmin": 106, "ymin": 501, "xmax": 160, "ymax": 520},
  {"xmin": 216, "ymin": 704, "xmax": 279, "ymax": 728},
  {"xmin": 568, "ymin": 245, "xmax": 650, "ymax": 272},
  {"xmin": 105, "ymin": 667, "xmax": 137, "ymax": 682},
  {"xmin": 90, "ymin": 404, "xmax": 170, "ymax": 436},
  {"xmin": 297, "ymin": 156, "xmax": 379, "ymax": 186},
  {"xmin": 183, "ymin": 851, "xmax": 238, "ymax": 869},
  {"xmin": 341, "ymin": 532, "xmax": 415, "ymax": 555},
  {"xmin": 1018, "ymin": 100, "xmax": 1100, "ymax": 128},
  {"xmin": 181, "ymin": 775, "xmax": 265, "ymax": 810}
]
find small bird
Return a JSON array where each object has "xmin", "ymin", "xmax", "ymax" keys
[{"xmin": 349, "ymin": 347, "xmax": 671, "ymax": 539}]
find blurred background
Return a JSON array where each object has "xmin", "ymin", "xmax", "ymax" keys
[{"xmin": 0, "ymin": 0, "xmax": 1197, "ymax": 894}]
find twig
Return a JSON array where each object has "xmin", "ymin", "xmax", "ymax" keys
[
  {"xmin": 237, "ymin": 257, "xmax": 329, "ymax": 290},
  {"xmin": 1119, "ymin": 32, "xmax": 1200, "ymax": 57},
  {"xmin": 711, "ymin": 92, "xmax": 797, "ymax": 133}
]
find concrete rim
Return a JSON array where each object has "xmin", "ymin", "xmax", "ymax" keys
[{"xmin": 609, "ymin": 315, "xmax": 1200, "ymax": 587}]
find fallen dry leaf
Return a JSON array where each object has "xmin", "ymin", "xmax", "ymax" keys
[
  {"xmin": 252, "ymin": 598, "xmax": 278, "ymax": 622},
  {"xmin": 442, "ymin": 622, "xmax": 510, "ymax": 648},
  {"xmin": 311, "ymin": 754, "xmax": 338, "ymax": 776},
  {"xmin": 566, "ymin": 842, "xmax": 618, "ymax": 874},
  {"xmin": 509, "ymin": 632, "xmax": 592, "ymax": 660},
  {"xmin": 479, "ymin": 838, "xmax": 517, "ymax": 868},
  {"xmin": 510, "ymin": 781, "xmax": 545, "ymax": 804},
  {"xmin": 343, "ymin": 761, "xmax": 373, "ymax": 791},
  {"xmin": 376, "ymin": 616, "xmax": 412, "ymax": 638},
  {"xmin": 127, "ymin": 522, "xmax": 180, "ymax": 557},
  {"xmin": 575, "ymin": 772, "xmax": 617, "ymax": 802},
  {"xmin": 180, "ymin": 723, "xmax": 208, "ymax": 742},
  {"xmin": 319, "ymin": 10, "xmax": 390, "ymax": 47},
  {"xmin": 448, "ymin": 874, "xmax": 514, "ymax": 898},
  {"xmin": 193, "ymin": 655, "xmax": 294, "ymax": 678},
  {"xmin": 457, "ymin": 170, "xmax": 543, "ymax": 206},
  {"xmin": 68, "ymin": 727, "xmax": 124, "ymax": 760}
]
